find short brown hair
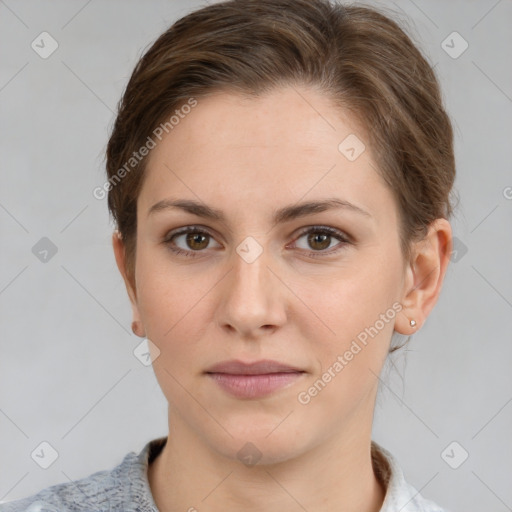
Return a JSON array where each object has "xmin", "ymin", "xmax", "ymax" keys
[{"xmin": 106, "ymin": 0, "xmax": 456, "ymax": 282}]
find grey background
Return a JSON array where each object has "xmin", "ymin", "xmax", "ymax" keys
[{"xmin": 1, "ymin": 0, "xmax": 511, "ymax": 510}]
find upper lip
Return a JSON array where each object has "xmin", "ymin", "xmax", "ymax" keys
[{"xmin": 205, "ymin": 359, "xmax": 305, "ymax": 375}]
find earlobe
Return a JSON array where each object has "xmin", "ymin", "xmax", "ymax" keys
[
  {"xmin": 131, "ymin": 320, "xmax": 146, "ymax": 338},
  {"xmin": 112, "ymin": 231, "xmax": 145, "ymax": 337},
  {"xmin": 394, "ymin": 219, "xmax": 452, "ymax": 335}
]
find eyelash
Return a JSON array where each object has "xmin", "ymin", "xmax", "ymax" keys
[{"xmin": 163, "ymin": 225, "xmax": 351, "ymax": 259}]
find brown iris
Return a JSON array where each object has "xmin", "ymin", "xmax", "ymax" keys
[
  {"xmin": 186, "ymin": 232, "xmax": 209, "ymax": 250},
  {"xmin": 307, "ymin": 232, "xmax": 331, "ymax": 251}
]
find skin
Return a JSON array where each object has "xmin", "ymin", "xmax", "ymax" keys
[{"xmin": 113, "ymin": 85, "xmax": 452, "ymax": 512}]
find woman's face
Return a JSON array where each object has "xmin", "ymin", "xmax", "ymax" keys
[{"xmin": 125, "ymin": 86, "xmax": 412, "ymax": 463}]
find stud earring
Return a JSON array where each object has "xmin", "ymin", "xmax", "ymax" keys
[{"xmin": 410, "ymin": 319, "xmax": 417, "ymax": 327}]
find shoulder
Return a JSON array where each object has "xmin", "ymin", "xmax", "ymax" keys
[
  {"xmin": 371, "ymin": 441, "xmax": 452, "ymax": 512},
  {"xmin": 0, "ymin": 458, "xmax": 133, "ymax": 512},
  {"xmin": 0, "ymin": 438, "xmax": 166, "ymax": 512}
]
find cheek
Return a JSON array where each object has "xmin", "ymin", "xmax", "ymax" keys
[
  {"xmin": 137, "ymin": 277, "xmax": 201, "ymax": 344},
  {"xmin": 305, "ymin": 248, "xmax": 402, "ymax": 329},
  {"xmin": 136, "ymin": 268, "xmax": 212, "ymax": 406},
  {"xmin": 300, "ymin": 249, "xmax": 403, "ymax": 380},
  {"xmin": 134, "ymin": 249, "xmax": 216, "ymax": 368}
]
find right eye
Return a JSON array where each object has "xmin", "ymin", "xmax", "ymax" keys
[{"xmin": 164, "ymin": 226, "xmax": 221, "ymax": 258}]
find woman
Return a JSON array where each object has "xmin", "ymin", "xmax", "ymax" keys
[{"xmin": 1, "ymin": 0, "xmax": 455, "ymax": 510}]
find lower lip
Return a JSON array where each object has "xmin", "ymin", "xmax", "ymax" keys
[{"xmin": 207, "ymin": 372, "xmax": 304, "ymax": 399}]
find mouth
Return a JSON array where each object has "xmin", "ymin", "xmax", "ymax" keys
[
  {"xmin": 205, "ymin": 359, "xmax": 305, "ymax": 375},
  {"xmin": 205, "ymin": 359, "xmax": 306, "ymax": 399}
]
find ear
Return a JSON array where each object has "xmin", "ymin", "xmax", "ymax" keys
[
  {"xmin": 112, "ymin": 231, "xmax": 145, "ymax": 337},
  {"xmin": 395, "ymin": 218, "xmax": 453, "ymax": 335}
]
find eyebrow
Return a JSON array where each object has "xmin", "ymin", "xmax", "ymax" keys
[{"xmin": 147, "ymin": 197, "xmax": 372, "ymax": 226}]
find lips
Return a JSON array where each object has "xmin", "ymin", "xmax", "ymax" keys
[
  {"xmin": 205, "ymin": 359, "xmax": 304, "ymax": 375},
  {"xmin": 205, "ymin": 359, "xmax": 306, "ymax": 399}
]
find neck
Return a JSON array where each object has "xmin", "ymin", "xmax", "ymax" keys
[{"xmin": 148, "ymin": 413, "xmax": 385, "ymax": 512}]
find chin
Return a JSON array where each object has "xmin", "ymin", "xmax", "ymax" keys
[{"xmin": 206, "ymin": 420, "xmax": 313, "ymax": 467}]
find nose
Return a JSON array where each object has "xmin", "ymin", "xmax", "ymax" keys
[{"xmin": 216, "ymin": 243, "xmax": 287, "ymax": 338}]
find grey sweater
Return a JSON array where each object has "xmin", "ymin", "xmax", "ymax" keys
[{"xmin": 0, "ymin": 437, "xmax": 450, "ymax": 511}]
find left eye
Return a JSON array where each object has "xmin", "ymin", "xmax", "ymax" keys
[{"xmin": 292, "ymin": 227, "xmax": 350, "ymax": 254}]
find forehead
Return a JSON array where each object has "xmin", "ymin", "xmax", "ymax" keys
[
  {"xmin": 139, "ymin": 86, "xmax": 396, "ymax": 227},
  {"xmin": 149, "ymin": 87, "xmax": 363, "ymax": 164}
]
